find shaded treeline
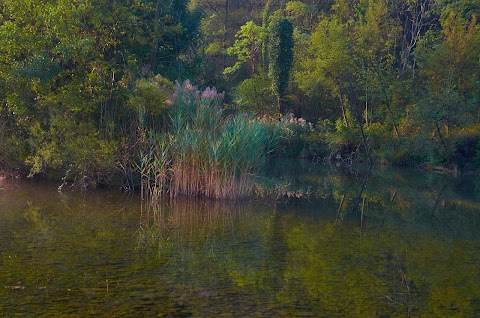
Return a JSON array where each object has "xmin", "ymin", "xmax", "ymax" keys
[
  {"xmin": 198, "ymin": 0, "xmax": 480, "ymax": 169},
  {"xmin": 0, "ymin": 0, "xmax": 202, "ymax": 187},
  {"xmin": 1, "ymin": 0, "xmax": 479, "ymax": 193}
]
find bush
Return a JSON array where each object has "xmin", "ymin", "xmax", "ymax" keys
[
  {"xmin": 323, "ymin": 112, "xmax": 364, "ymax": 163},
  {"xmin": 128, "ymin": 75, "xmax": 174, "ymax": 130},
  {"xmin": 0, "ymin": 121, "xmax": 28, "ymax": 172},
  {"xmin": 26, "ymin": 112, "xmax": 118, "ymax": 188},
  {"xmin": 235, "ymin": 72, "xmax": 277, "ymax": 116},
  {"xmin": 448, "ymin": 131, "xmax": 480, "ymax": 169},
  {"xmin": 276, "ymin": 114, "xmax": 315, "ymax": 158}
]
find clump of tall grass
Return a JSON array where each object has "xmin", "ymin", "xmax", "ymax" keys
[
  {"xmin": 136, "ymin": 131, "xmax": 171, "ymax": 208},
  {"xmin": 137, "ymin": 80, "xmax": 280, "ymax": 201}
]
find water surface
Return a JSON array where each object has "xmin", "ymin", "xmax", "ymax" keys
[{"xmin": 1, "ymin": 162, "xmax": 479, "ymax": 316}]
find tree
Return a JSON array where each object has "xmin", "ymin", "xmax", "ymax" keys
[
  {"xmin": 268, "ymin": 16, "xmax": 294, "ymax": 113},
  {"xmin": 196, "ymin": 0, "xmax": 268, "ymax": 88},
  {"xmin": 224, "ymin": 21, "xmax": 266, "ymax": 76},
  {"xmin": 0, "ymin": 0, "xmax": 201, "ymax": 182},
  {"xmin": 413, "ymin": 10, "xmax": 480, "ymax": 155},
  {"xmin": 235, "ymin": 71, "xmax": 276, "ymax": 115}
]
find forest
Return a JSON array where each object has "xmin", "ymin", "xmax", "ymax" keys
[{"xmin": 0, "ymin": 0, "xmax": 479, "ymax": 192}]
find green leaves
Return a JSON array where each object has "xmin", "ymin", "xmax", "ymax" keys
[
  {"xmin": 224, "ymin": 21, "xmax": 265, "ymax": 76},
  {"xmin": 0, "ymin": 0, "xmax": 201, "ymax": 182},
  {"xmin": 235, "ymin": 72, "xmax": 276, "ymax": 116},
  {"xmin": 128, "ymin": 75, "xmax": 174, "ymax": 129},
  {"xmin": 268, "ymin": 17, "xmax": 294, "ymax": 112}
]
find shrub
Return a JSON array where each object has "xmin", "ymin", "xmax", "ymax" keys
[
  {"xmin": 26, "ymin": 112, "xmax": 118, "ymax": 188},
  {"xmin": 0, "ymin": 116, "xmax": 28, "ymax": 172},
  {"xmin": 323, "ymin": 112, "xmax": 364, "ymax": 163},
  {"xmin": 235, "ymin": 72, "xmax": 277, "ymax": 116},
  {"xmin": 128, "ymin": 75, "xmax": 174, "ymax": 130},
  {"xmin": 276, "ymin": 113, "xmax": 315, "ymax": 158},
  {"xmin": 448, "ymin": 128, "xmax": 480, "ymax": 169}
]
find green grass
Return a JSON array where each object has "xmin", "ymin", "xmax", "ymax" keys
[{"xmin": 137, "ymin": 80, "xmax": 280, "ymax": 201}]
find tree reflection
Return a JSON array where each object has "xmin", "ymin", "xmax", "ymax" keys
[{"xmin": 2, "ymin": 166, "xmax": 478, "ymax": 316}]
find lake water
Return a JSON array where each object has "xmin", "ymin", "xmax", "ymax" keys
[{"xmin": 1, "ymin": 160, "xmax": 479, "ymax": 317}]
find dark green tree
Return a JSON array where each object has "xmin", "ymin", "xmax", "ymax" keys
[{"xmin": 268, "ymin": 16, "xmax": 294, "ymax": 113}]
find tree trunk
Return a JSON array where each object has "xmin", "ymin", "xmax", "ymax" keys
[
  {"xmin": 149, "ymin": 0, "xmax": 163, "ymax": 74},
  {"xmin": 365, "ymin": 85, "xmax": 369, "ymax": 127},
  {"xmin": 222, "ymin": 0, "xmax": 229, "ymax": 70},
  {"xmin": 347, "ymin": 79, "xmax": 374, "ymax": 165},
  {"xmin": 338, "ymin": 93, "xmax": 349, "ymax": 128},
  {"xmin": 277, "ymin": 95, "xmax": 281, "ymax": 114},
  {"xmin": 435, "ymin": 121, "xmax": 448, "ymax": 151}
]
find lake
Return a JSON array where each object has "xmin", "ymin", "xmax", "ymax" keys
[{"xmin": 1, "ymin": 160, "xmax": 479, "ymax": 317}]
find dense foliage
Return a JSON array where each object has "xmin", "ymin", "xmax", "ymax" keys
[
  {"xmin": 1, "ymin": 0, "xmax": 480, "ymax": 191},
  {"xmin": 202, "ymin": 0, "xmax": 480, "ymax": 169},
  {"xmin": 0, "ymin": 0, "xmax": 201, "ymax": 185}
]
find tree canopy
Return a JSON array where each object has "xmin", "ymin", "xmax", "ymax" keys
[{"xmin": 1, "ymin": 0, "xmax": 480, "ymax": 181}]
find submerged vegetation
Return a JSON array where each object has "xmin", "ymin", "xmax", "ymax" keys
[{"xmin": 0, "ymin": 0, "xmax": 479, "ymax": 193}]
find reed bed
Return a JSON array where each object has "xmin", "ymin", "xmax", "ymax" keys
[{"xmin": 137, "ymin": 80, "xmax": 280, "ymax": 202}]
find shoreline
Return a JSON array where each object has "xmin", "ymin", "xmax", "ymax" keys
[
  {"xmin": 0, "ymin": 167, "xmax": 23, "ymax": 180},
  {"xmin": 2, "ymin": 157, "xmax": 479, "ymax": 194}
]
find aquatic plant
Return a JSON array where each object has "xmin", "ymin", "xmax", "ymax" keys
[{"xmin": 137, "ymin": 80, "xmax": 280, "ymax": 201}]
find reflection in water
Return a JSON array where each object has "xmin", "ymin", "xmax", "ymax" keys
[
  {"xmin": 0, "ymin": 163, "xmax": 479, "ymax": 316},
  {"xmin": 136, "ymin": 199, "xmax": 275, "ymax": 262}
]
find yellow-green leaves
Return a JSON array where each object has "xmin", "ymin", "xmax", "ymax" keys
[{"xmin": 224, "ymin": 21, "xmax": 265, "ymax": 76}]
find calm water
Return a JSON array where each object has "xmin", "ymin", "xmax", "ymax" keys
[{"xmin": 0, "ymin": 161, "xmax": 479, "ymax": 317}]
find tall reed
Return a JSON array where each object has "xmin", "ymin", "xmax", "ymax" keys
[{"xmin": 137, "ymin": 80, "xmax": 280, "ymax": 201}]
